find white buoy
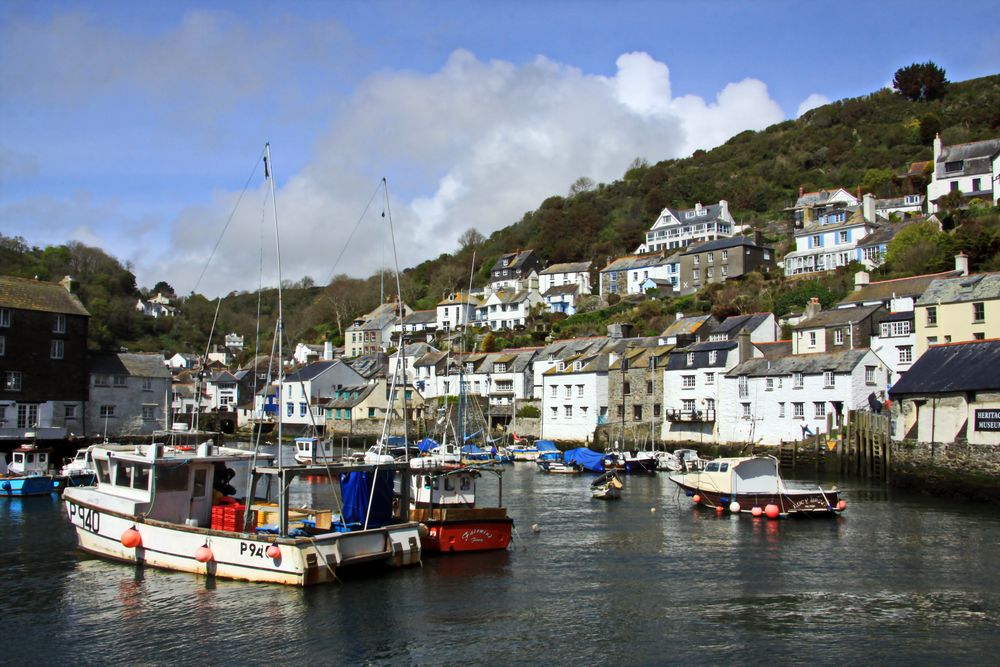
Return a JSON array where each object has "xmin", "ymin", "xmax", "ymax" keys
[
  {"xmin": 729, "ymin": 501, "xmax": 741, "ymax": 513},
  {"xmin": 650, "ymin": 507, "xmax": 657, "ymax": 513},
  {"xmin": 531, "ymin": 523, "xmax": 541, "ymax": 533}
]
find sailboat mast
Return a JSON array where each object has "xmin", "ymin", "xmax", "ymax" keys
[{"xmin": 265, "ymin": 143, "xmax": 284, "ymax": 468}]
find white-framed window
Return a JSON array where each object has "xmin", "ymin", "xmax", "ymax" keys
[
  {"xmin": 808, "ymin": 331, "xmax": 817, "ymax": 347},
  {"xmin": 50, "ymin": 339, "xmax": 64, "ymax": 359},
  {"xmin": 708, "ymin": 350, "xmax": 717, "ymax": 364},
  {"xmin": 721, "ymin": 266, "xmax": 728, "ymax": 277},
  {"xmin": 550, "ymin": 385, "xmax": 557, "ymax": 398},
  {"xmin": 682, "ymin": 375, "xmax": 695, "ymax": 388},
  {"xmin": 704, "ymin": 372, "xmax": 714, "ymax": 385},
  {"xmin": 973, "ymin": 302, "xmax": 985, "ymax": 322},
  {"xmin": 793, "ymin": 372, "xmax": 804, "ymax": 388},
  {"xmin": 99, "ymin": 405, "xmax": 115, "ymax": 418},
  {"xmin": 742, "ymin": 403, "xmax": 751, "ymax": 419},
  {"xmin": 926, "ymin": 306, "xmax": 937, "ymax": 326},
  {"xmin": 814, "ymin": 402, "xmax": 826, "ymax": 418},
  {"xmin": 682, "ymin": 398, "xmax": 696, "ymax": 413},
  {"xmin": 793, "ymin": 402, "xmax": 804, "ymax": 419},
  {"xmin": 142, "ymin": 378, "xmax": 153, "ymax": 392},
  {"xmin": 834, "ymin": 329, "xmax": 844, "ymax": 345},
  {"xmin": 898, "ymin": 346, "xmax": 913, "ymax": 364},
  {"xmin": 686, "ymin": 352, "xmax": 694, "ymax": 366},
  {"xmin": 707, "ymin": 267, "xmax": 714, "ymax": 278},
  {"xmin": 3, "ymin": 370, "xmax": 21, "ymax": 391},
  {"xmin": 765, "ymin": 378, "xmax": 774, "ymax": 391},
  {"xmin": 823, "ymin": 371, "xmax": 835, "ymax": 388},
  {"xmin": 865, "ymin": 366, "xmax": 877, "ymax": 385},
  {"xmin": 0, "ymin": 308, "xmax": 9, "ymax": 327},
  {"xmin": 692, "ymin": 269, "xmax": 700, "ymax": 281},
  {"xmin": 142, "ymin": 405, "xmax": 156, "ymax": 421},
  {"xmin": 550, "ymin": 406, "xmax": 558, "ymax": 419},
  {"xmin": 564, "ymin": 405, "xmax": 573, "ymax": 418},
  {"xmin": 113, "ymin": 375, "xmax": 127, "ymax": 387},
  {"xmin": 564, "ymin": 385, "xmax": 572, "ymax": 399},
  {"xmin": 722, "ymin": 249, "xmax": 729, "ymax": 261},
  {"xmin": 577, "ymin": 384, "xmax": 584, "ymax": 397},
  {"xmin": 53, "ymin": 314, "xmax": 66, "ymax": 333},
  {"xmin": 299, "ymin": 402, "xmax": 307, "ymax": 417},
  {"xmin": 838, "ymin": 231, "xmax": 848, "ymax": 244},
  {"xmin": 778, "ymin": 402, "xmax": 785, "ymax": 418}
]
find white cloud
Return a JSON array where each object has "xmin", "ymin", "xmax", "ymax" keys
[
  {"xmin": 796, "ymin": 93, "xmax": 831, "ymax": 117},
  {"xmin": 160, "ymin": 49, "xmax": 789, "ymax": 296}
]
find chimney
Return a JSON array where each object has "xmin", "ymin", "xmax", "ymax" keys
[
  {"xmin": 323, "ymin": 341, "xmax": 334, "ymax": 361},
  {"xmin": 854, "ymin": 271, "xmax": 870, "ymax": 291},
  {"xmin": 862, "ymin": 193, "xmax": 876, "ymax": 224},
  {"xmin": 59, "ymin": 275, "xmax": 74, "ymax": 293},
  {"xmin": 804, "ymin": 297, "xmax": 822, "ymax": 320},
  {"xmin": 738, "ymin": 329, "xmax": 752, "ymax": 363},
  {"xmin": 955, "ymin": 252, "xmax": 969, "ymax": 277},
  {"xmin": 933, "ymin": 133, "xmax": 942, "ymax": 163},
  {"xmin": 719, "ymin": 200, "xmax": 729, "ymax": 220},
  {"xmin": 675, "ymin": 312, "xmax": 684, "ymax": 322},
  {"xmin": 753, "ymin": 229, "xmax": 763, "ymax": 246},
  {"xmin": 695, "ymin": 202, "xmax": 703, "ymax": 215}
]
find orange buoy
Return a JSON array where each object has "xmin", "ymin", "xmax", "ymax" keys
[
  {"xmin": 764, "ymin": 504, "xmax": 780, "ymax": 519},
  {"xmin": 715, "ymin": 505, "xmax": 725, "ymax": 513},
  {"xmin": 836, "ymin": 500, "xmax": 847, "ymax": 511},
  {"xmin": 120, "ymin": 527, "xmax": 142, "ymax": 548},
  {"xmin": 692, "ymin": 494, "xmax": 701, "ymax": 504},
  {"xmin": 194, "ymin": 544, "xmax": 214, "ymax": 563},
  {"xmin": 266, "ymin": 543, "xmax": 281, "ymax": 559},
  {"xmin": 751, "ymin": 506, "xmax": 763, "ymax": 517}
]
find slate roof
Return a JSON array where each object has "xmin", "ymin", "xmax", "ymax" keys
[
  {"xmin": 791, "ymin": 188, "xmax": 855, "ymax": 208},
  {"xmin": 540, "ymin": 262, "xmax": 590, "ymax": 275},
  {"xmin": 284, "ymin": 360, "xmax": 341, "ymax": 382},
  {"xmin": 657, "ymin": 201, "xmax": 728, "ymax": 225},
  {"xmin": 876, "ymin": 195, "xmax": 924, "ymax": 209},
  {"xmin": 840, "ymin": 270, "xmax": 962, "ymax": 306},
  {"xmin": 0, "ymin": 275, "xmax": 90, "ymax": 316},
  {"xmin": 661, "ymin": 314, "xmax": 713, "ymax": 338},
  {"xmin": 437, "ymin": 292, "xmax": 479, "ymax": 306},
  {"xmin": 856, "ymin": 224, "xmax": 904, "ymax": 248},
  {"xmin": 682, "ymin": 236, "xmax": 768, "ymax": 255},
  {"xmin": 937, "ymin": 138, "xmax": 1000, "ymax": 165},
  {"xmin": 349, "ymin": 354, "xmax": 387, "ymax": 379},
  {"xmin": 793, "ymin": 304, "xmax": 883, "ymax": 330},
  {"xmin": 755, "ymin": 341, "xmax": 793, "ymax": 360},
  {"xmin": 491, "ymin": 250, "xmax": 536, "ymax": 273},
  {"xmin": 539, "ymin": 336, "xmax": 610, "ymax": 361},
  {"xmin": 601, "ymin": 252, "xmax": 681, "ymax": 272},
  {"xmin": 916, "ymin": 273, "xmax": 1000, "ymax": 306},
  {"xmin": 543, "ymin": 284, "xmax": 580, "ymax": 297},
  {"xmin": 794, "ymin": 206, "xmax": 873, "ymax": 236},
  {"xmin": 666, "ymin": 341, "xmax": 736, "ymax": 370},
  {"xmin": 326, "ymin": 384, "xmax": 376, "ymax": 409},
  {"xmin": 728, "ymin": 349, "xmax": 871, "ymax": 378},
  {"xmin": 90, "ymin": 353, "xmax": 171, "ymax": 378},
  {"xmin": 890, "ymin": 340, "xmax": 1000, "ymax": 396},
  {"xmin": 712, "ymin": 313, "xmax": 771, "ymax": 338},
  {"xmin": 413, "ymin": 350, "xmax": 448, "ymax": 368},
  {"xmin": 402, "ymin": 310, "xmax": 436, "ymax": 325}
]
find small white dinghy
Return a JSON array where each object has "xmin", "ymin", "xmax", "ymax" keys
[{"xmin": 591, "ymin": 471, "xmax": 623, "ymax": 500}]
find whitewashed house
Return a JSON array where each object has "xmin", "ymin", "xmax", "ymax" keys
[
  {"xmin": 479, "ymin": 289, "xmax": 543, "ymax": 330},
  {"xmin": 265, "ymin": 360, "xmax": 367, "ymax": 429},
  {"xmin": 387, "ymin": 342, "xmax": 438, "ymax": 386},
  {"xmin": 638, "ymin": 200, "xmax": 737, "ymax": 253},
  {"xmin": 166, "ymin": 352, "xmax": 198, "ymax": 371},
  {"xmin": 599, "ymin": 253, "xmax": 681, "ymax": 296},
  {"xmin": 135, "ymin": 292, "xmax": 176, "ymax": 318},
  {"xmin": 927, "ymin": 134, "xmax": 1000, "ymax": 212},
  {"xmin": 875, "ymin": 194, "xmax": 925, "ymax": 219},
  {"xmin": 718, "ymin": 349, "xmax": 887, "ymax": 446},
  {"xmin": 532, "ymin": 337, "xmax": 611, "ymax": 398},
  {"xmin": 541, "ymin": 351, "xmax": 610, "ymax": 442},
  {"xmin": 394, "ymin": 310, "xmax": 437, "ymax": 342},
  {"xmin": 785, "ymin": 187, "xmax": 859, "ymax": 228},
  {"xmin": 291, "ymin": 341, "xmax": 335, "ymax": 366},
  {"xmin": 783, "ymin": 204, "xmax": 879, "ymax": 276},
  {"xmin": 87, "ymin": 353, "xmax": 172, "ymax": 437},
  {"xmin": 436, "ymin": 292, "xmax": 479, "ymax": 332},
  {"xmin": 539, "ymin": 261, "xmax": 591, "ymax": 316}
]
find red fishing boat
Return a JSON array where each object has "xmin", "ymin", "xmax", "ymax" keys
[{"xmin": 409, "ymin": 465, "xmax": 513, "ymax": 553}]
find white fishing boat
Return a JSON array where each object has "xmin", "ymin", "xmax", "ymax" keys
[
  {"xmin": 293, "ymin": 436, "xmax": 339, "ymax": 465},
  {"xmin": 59, "ymin": 445, "xmax": 98, "ymax": 487}
]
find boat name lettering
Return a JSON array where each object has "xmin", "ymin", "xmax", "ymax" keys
[
  {"xmin": 68, "ymin": 502, "xmax": 101, "ymax": 534},
  {"xmin": 240, "ymin": 542, "xmax": 269, "ymax": 559},
  {"xmin": 461, "ymin": 529, "xmax": 493, "ymax": 543}
]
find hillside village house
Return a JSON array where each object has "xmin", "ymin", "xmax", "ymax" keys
[
  {"xmin": 792, "ymin": 301, "xmax": 884, "ymax": 354},
  {"xmin": 539, "ymin": 262, "xmax": 592, "ymax": 316},
  {"xmin": 678, "ymin": 235, "xmax": 774, "ymax": 295},
  {"xmin": 541, "ymin": 348, "xmax": 612, "ymax": 442},
  {"xmin": 387, "ymin": 342, "xmax": 437, "ymax": 386},
  {"xmin": 914, "ymin": 272, "xmax": 1000, "ymax": 356},
  {"xmin": 478, "ymin": 289, "xmax": 543, "ymax": 330},
  {"xmin": 324, "ymin": 376, "xmax": 426, "ymax": 433},
  {"xmin": 489, "ymin": 249, "xmax": 542, "ymax": 291},
  {"xmin": 135, "ymin": 292, "xmax": 175, "ymax": 318},
  {"xmin": 532, "ymin": 337, "xmax": 610, "ymax": 398},
  {"xmin": 263, "ymin": 359, "xmax": 367, "ymax": 431},
  {"xmin": 224, "ymin": 332, "xmax": 244, "ymax": 351},
  {"xmin": 638, "ymin": 200, "xmax": 737, "ymax": 253},
  {"xmin": 599, "ymin": 253, "xmax": 680, "ymax": 296},
  {"xmin": 436, "ymin": 292, "xmax": 479, "ymax": 332},
  {"xmin": 345, "ymin": 302, "xmax": 411, "ymax": 357},
  {"xmin": 0, "ymin": 275, "xmax": 90, "ymax": 440},
  {"xmin": 927, "ymin": 134, "xmax": 1000, "ymax": 212},
  {"xmin": 393, "ymin": 310, "xmax": 437, "ymax": 343},
  {"xmin": 783, "ymin": 199, "xmax": 882, "ymax": 276},
  {"xmin": 87, "ymin": 352, "xmax": 172, "ymax": 437},
  {"xmin": 890, "ymin": 340, "xmax": 1000, "ymax": 446},
  {"xmin": 607, "ymin": 344, "xmax": 673, "ymax": 444},
  {"xmin": 875, "ymin": 194, "xmax": 925, "ymax": 219},
  {"xmin": 719, "ymin": 348, "xmax": 887, "ymax": 446},
  {"xmin": 785, "ymin": 187, "xmax": 859, "ymax": 229},
  {"xmin": 291, "ymin": 341, "xmax": 335, "ymax": 366},
  {"xmin": 659, "ymin": 314, "xmax": 717, "ymax": 347},
  {"xmin": 166, "ymin": 352, "xmax": 198, "ymax": 371}
]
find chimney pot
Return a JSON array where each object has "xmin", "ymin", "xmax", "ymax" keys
[{"xmin": 955, "ymin": 252, "xmax": 969, "ymax": 277}]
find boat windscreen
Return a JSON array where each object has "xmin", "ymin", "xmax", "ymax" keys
[{"xmin": 732, "ymin": 458, "xmax": 781, "ymax": 494}]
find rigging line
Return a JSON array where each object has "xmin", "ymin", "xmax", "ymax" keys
[
  {"xmin": 323, "ymin": 180, "xmax": 386, "ymax": 286},
  {"xmin": 192, "ymin": 145, "xmax": 266, "ymax": 295}
]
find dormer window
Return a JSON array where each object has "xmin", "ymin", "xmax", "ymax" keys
[
  {"xmin": 573, "ymin": 361, "xmax": 583, "ymax": 371},
  {"xmin": 685, "ymin": 211, "xmax": 695, "ymax": 219},
  {"xmin": 944, "ymin": 160, "xmax": 963, "ymax": 173},
  {"xmin": 904, "ymin": 194, "xmax": 920, "ymax": 205},
  {"xmin": 697, "ymin": 208, "xmax": 707, "ymax": 217}
]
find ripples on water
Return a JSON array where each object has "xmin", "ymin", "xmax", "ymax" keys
[{"xmin": 2, "ymin": 464, "xmax": 998, "ymax": 666}]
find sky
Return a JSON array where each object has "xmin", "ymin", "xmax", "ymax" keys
[{"xmin": 2, "ymin": 1, "xmax": 998, "ymax": 297}]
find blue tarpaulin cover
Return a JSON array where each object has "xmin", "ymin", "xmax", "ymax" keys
[
  {"xmin": 535, "ymin": 440, "xmax": 558, "ymax": 452},
  {"xmin": 417, "ymin": 437, "xmax": 438, "ymax": 453},
  {"xmin": 461, "ymin": 444, "xmax": 485, "ymax": 454},
  {"xmin": 339, "ymin": 471, "xmax": 394, "ymax": 528},
  {"xmin": 563, "ymin": 447, "xmax": 605, "ymax": 472},
  {"xmin": 386, "ymin": 436, "xmax": 407, "ymax": 446}
]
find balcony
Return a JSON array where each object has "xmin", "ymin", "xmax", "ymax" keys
[{"xmin": 665, "ymin": 409, "xmax": 716, "ymax": 423}]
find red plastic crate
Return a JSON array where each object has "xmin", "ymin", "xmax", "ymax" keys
[{"xmin": 211, "ymin": 503, "xmax": 256, "ymax": 532}]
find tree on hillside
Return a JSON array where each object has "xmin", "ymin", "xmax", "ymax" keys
[
  {"xmin": 893, "ymin": 62, "xmax": 948, "ymax": 102},
  {"xmin": 458, "ymin": 228, "xmax": 485, "ymax": 251},
  {"xmin": 884, "ymin": 221, "xmax": 954, "ymax": 276},
  {"xmin": 152, "ymin": 281, "xmax": 175, "ymax": 296},
  {"xmin": 568, "ymin": 176, "xmax": 595, "ymax": 197}
]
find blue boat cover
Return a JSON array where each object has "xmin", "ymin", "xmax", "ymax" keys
[
  {"xmin": 563, "ymin": 447, "xmax": 605, "ymax": 472},
  {"xmin": 461, "ymin": 444, "xmax": 485, "ymax": 454},
  {"xmin": 417, "ymin": 437, "xmax": 438, "ymax": 453},
  {"xmin": 339, "ymin": 471, "xmax": 394, "ymax": 528},
  {"xmin": 386, "ymin": 436, "xmax": 407, "ymax": 446},
  {"xmin": 535, "ymin": 440, "xmax": 558, "ymax": 452}
]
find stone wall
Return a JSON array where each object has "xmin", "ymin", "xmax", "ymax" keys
[{"xmin": 889, "ymin": 440, "xmax": 1000, "ymax": 502}]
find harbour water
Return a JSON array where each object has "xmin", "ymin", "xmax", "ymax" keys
[{"xmin": 3, "ymin": 461, "xmax": 998, "ymax": 665}]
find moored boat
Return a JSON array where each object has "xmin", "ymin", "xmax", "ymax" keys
[
  {"xmin": 2, "ymin": 443, "xmax": 62, "ymax": 496},
  {"xmin": 668, "ymin": 456, "xmax": 845, "ymax": 516},
  {"xmin": 293, "ymin": 436, "xmax": 339, "ymax": 465},
  {"xmin": 59, "ymin": 445, "xmax": 98, "ymax": 488},
  {"xmin": 536, "ymin": 459, "xmax": 584, "ymax": 474},
  {"xmin": 409, "ymin": 464, "xmax": 512, "ymax": 553},
  {"xmin": 591, "ymin": 471, "xmax": 623, "ymax": 500}
]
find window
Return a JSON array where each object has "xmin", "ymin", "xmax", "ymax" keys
[
  {"xmin": 286, "ymin": 402, "xmax": 294, "ymax": 417},
  {"xmin": 142, "ymin": 406, "xmax": 156, "ymax": 421},
  {"xmin": 973, "ymin": 302, "xmax": 985, "ymax": 322},
  {"xmin": 950, "ymin": 181, "xmax": 959, "ymax": 192},
  {"xmin": 793, "ymin": 372, "xmax": 803, "ymax": 388},
  {"xmin": 708, "ymin": 350, "xmax": 717, "ymax": 364},
  {"xmin": 707, "ymin": 253, "xmax": 714, "ymax": 264},
  {"xmin": 564, "ymin": 385, "xmax": 572, "ymax": 399},
  {"xmin": 814, "ymin": 402, "xmax": 826, "ymax": 419},
  {"xmin": 50, "ymin": 340, "xmax": 64, "ymax": 359},
  {"xmin": 704, "ymin": 372, "xmax": 714, "ymax": 385},
  {"xmin": 682, "ymin": 375, "xmax": 695, "ymax": 388},
  {"xmin": 865, "ymin": 366, "xmax": 876, "ymax": 385},
  {"xmin": 742, "ymin": 403, "xmax": 751, "ymax": 420},
  {"xmin": 927, "ymin": 336, "xmax": 938, "ymax": 346},
  {"xmin": 686, "ymin": 352, "xmax": 694, "ymax": 366},
  {"xmin": 623, "ymin": 382, "xmax": 631, "ymax": 395},
  {"xmin": 722, "ymin": 250, "xmax": 729, "ymax": 261},
  {"xmin": 0, "ymin": 335, "xmax": 5, "ymax": 356},
  {"xmin": 944, "ymin": 160, "xmax": 963, "ymax": 173},
  {"xmin": 564, "ymin": 405, "xmax": 573, "ymax": 418},
  {"xmin": 808, "ymin": 331, "xmax": 817, "ymax": 347},
  {"xmin": 4, "ymin": 371, "xmax": 21, "ymax": 391},
  {"xmin": 0, "ymin": 308, "xmax": 9, "ymax": 327},
  {"xmin": 99, "ymin": 405, "xmax": 115, "ymax": 418},
  {"xmin": 898, "ymin": 346, "xmax": 913, "ymax": 364},
  {"xmin": 738, "ymin": 375, "xmax": 748, "ymax": 398},
  {"xmin": 838, "ymin": 231, "xmax": 848, "ymax": 244},
  {"xmin": 972, "ymin": 177, "xmax": 982, "ymax": 192},
  {"xmin": 778, "ymin": 402, "xmax": 785, "ymax": 418},
  {"xmin": 834, "ymin": 329, "xmax": 844, "ymax": 345},
  {"xmin": 793, "ymin": 402, "xmax": 804, "ymax": 419},
  {"xmin": 973, "ymin": 332, "xmax": 985, "ymax": 340},
  {"xmin": 633, "ymin": 405, "xmax": 642, "ymax": 420},
  {"xmin": 765, "ymin": 378, "xmax": 774, "ymax": 391},
  {"xmin": 646, "ymin": 380, "xmax": 653, "ymax": 394},
  {"xmin": 113, "ymin": 375, "xmax": 127, "ymax": 387},
  {"xmin": 142, "ymin": 378, "xmax": 153, "ymax": 392},
  {"xmin": 53, "ymin": 314, "xmax": 66, "ymax": 333},
  {"xmin": 64, "ymin": 404, "xmax": 76, "ymax": 419},
  {"xmin": 550, "ymin": 385, "xmax": 557, "ymax": 398},
  {"xmin": 653, "ymin": 404, "xmax": 661, "ymax": 417},
  {"xmin": 617, "ymin": 404, "xmax": 624, "ymax": 417},
  {"xmin": 692, "ymin": 269, "xmax": 700, "ymax": 281},
  {"xmin": 823, "ymin": 371, "xmax": 834, "ymax": 388},
  {"xmin": 550, "ymin": 406, "xmax": 559, "ymax": 420},
  {"xmin": 721, "ymin": 266, "xmax": 728, "ymax": 277},
  {"xmin": 812, "ymin": 235, "xmax": 823, "ymax": 247},
  {"xmin": 682, "ymin": 399, "xmax": 696, "ymax": 413},
  {"xmin": 926, "ymin": 306, "xmax": 937, "ymax": 326},
  {"xmin": 706, "ymin": 267, "xmax": 714, "ymax": 278}
]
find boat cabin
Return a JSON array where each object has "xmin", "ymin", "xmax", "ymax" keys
[
  {"xmin": 87, "ymin": 442, "xmax": 265, "ymax": 528},
  {"xmin": 411, "ymin": 468, "xmax": 477, "ymax": 508},
  {"xmin": 679, "ymin": 457, "xmax": 783, "ymax": 496},
  {"xmin": 294, "ymin": 437, "xmax": 338, "ymax": 464},
  {"xmin": 8, "ymin": 444, "xmax": 55, "ymax": 476}
]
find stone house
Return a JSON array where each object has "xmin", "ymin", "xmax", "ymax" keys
[
  {"xmin": 87, "ymin": 352, "xmax": 172, "ymax": 437},
  {"xmin": 792, "ymin": 301, "xmax": 885, "ymax": 354},
  {"xmin": 345, "ymin": 302, "xmax": 412, "ymax": 358},
  {"xmin": 606, "ymin": 344, "xmax": 673, "ymax": 446},
  {"xmin": 677, "ymin": 235, "xmax": 774, "ymax": 295},
  {"xmin": 599, "ymin": 252, "xmax": 681, "ymax": 297}
]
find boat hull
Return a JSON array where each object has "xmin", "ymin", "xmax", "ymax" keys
[
  {"xmin": 64, "ymin": 491, "xmax": 421, "ymax": 585},
  {"xmin": 669, "ymin": 479, "xmax": 841, "ymax": 515},
  {"xmin": 1, "ymin": 475, "xmax": 60, "ymax": 496}
]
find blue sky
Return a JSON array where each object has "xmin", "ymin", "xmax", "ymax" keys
[{"xmin": 2, "ymin": 1, "xmax": 998, "ymax": 296}]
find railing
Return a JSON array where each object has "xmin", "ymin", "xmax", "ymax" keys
[{"xmin": 665, "ymin": 409, "xmax": 716, "ymax": 423}]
